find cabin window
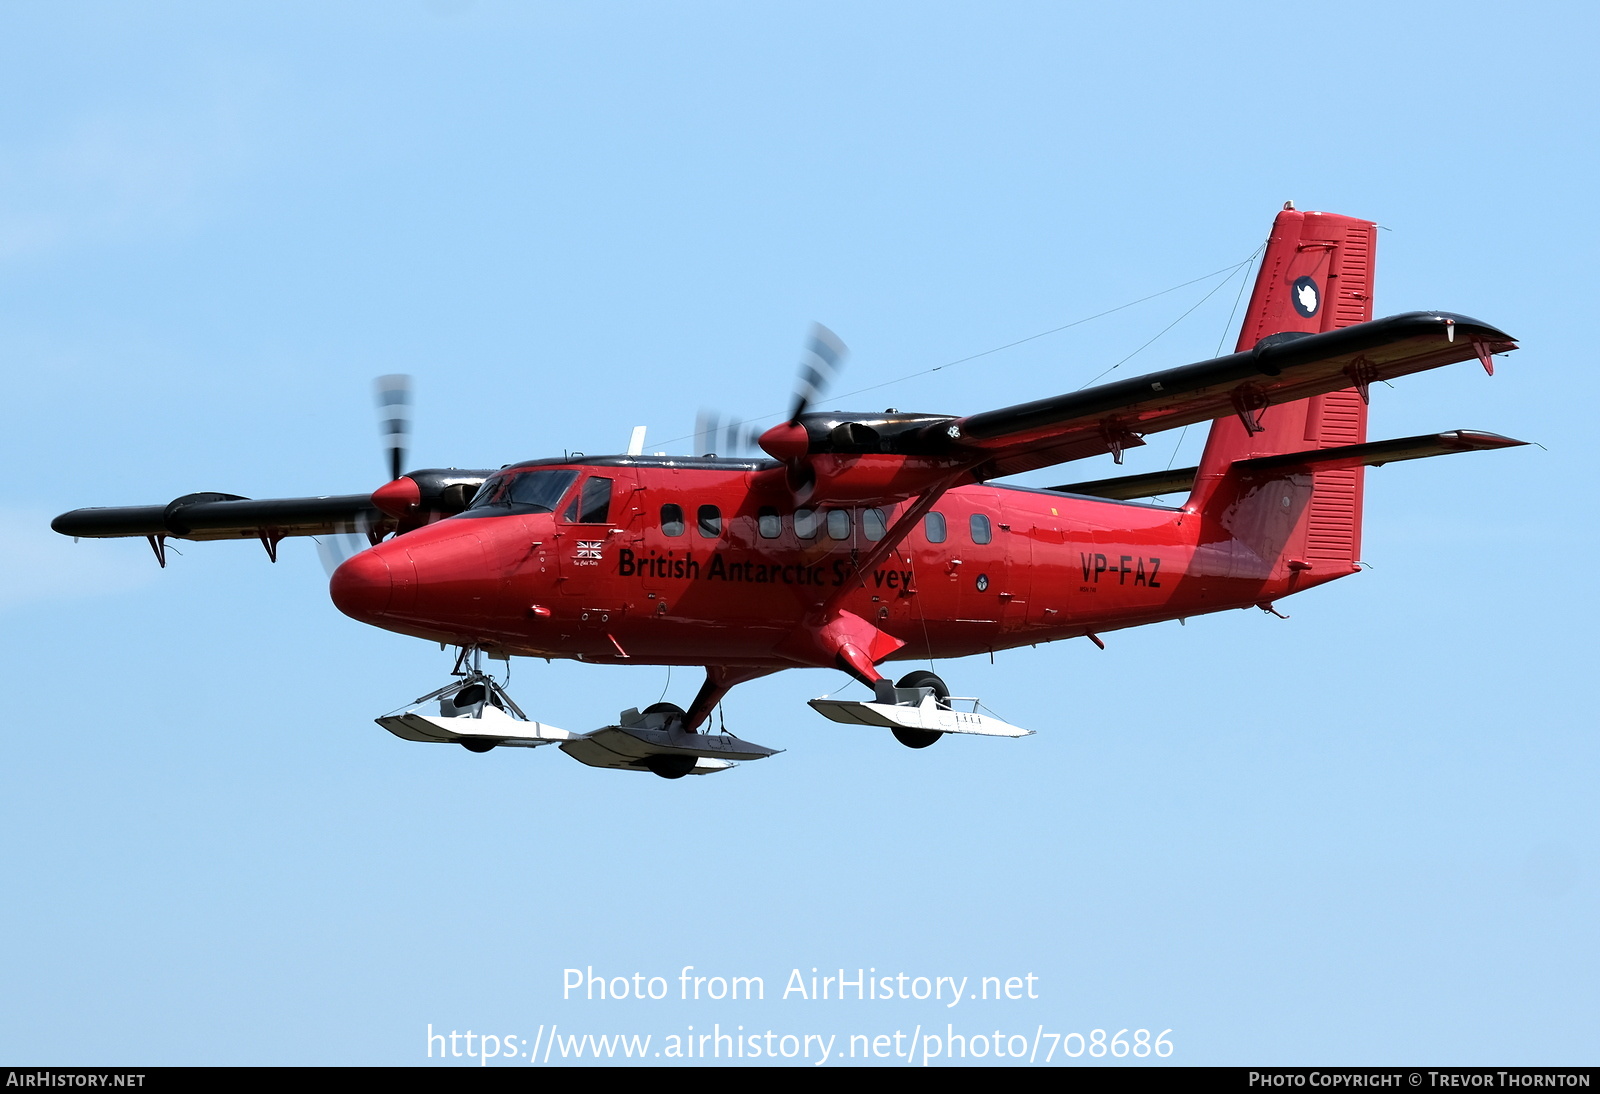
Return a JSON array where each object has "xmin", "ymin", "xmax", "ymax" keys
[
  {"xmin": 826, "ymin": 509, "xmax": 851, "ymax": 540},
  {"xmin": 660, "ymin": 503, "xmax": 685, "ymax": 536},
  {"xmin": 923, "ymin": 511, "xmax": 947, "ymax": 543},
  {"xmin": 862, "ymin": 508, "xmax": 887, "ymax": 541},
  {"xmin": 969, "ymin": 513, "xmax": 992, "ymax": 544},
  {"xmin": 794, "ymin": 508, "xmax": 820, "ymax": 539},
  {"xmin": 697, "ymin": 505, "xmax": 722, "ymax": 538},
  {"xmin": 758, "ymin": 506, "xmax": 781, "ymax": 539}
]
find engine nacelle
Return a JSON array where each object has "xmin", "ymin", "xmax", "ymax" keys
[
  {"xmin": 756, "ymin": 411, "xmax": 967, "ymax": 505},
  {"xmin": 373, "ymin": 467, "xmax": 496, "ymax": 528}
]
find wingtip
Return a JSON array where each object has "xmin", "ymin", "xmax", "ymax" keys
[{"xmin": 1441, "ymin": 429, "xmax": 1530, "ymax": 451}]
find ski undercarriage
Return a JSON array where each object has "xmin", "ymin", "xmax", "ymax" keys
[{"xmin": 376, "ymin": 648, "xmax": 1030, "ymax": 779}]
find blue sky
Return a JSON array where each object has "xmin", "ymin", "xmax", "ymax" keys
[{"xmin": 1, "ymin": 0, "xmax": 1595, "ymax": 1066}]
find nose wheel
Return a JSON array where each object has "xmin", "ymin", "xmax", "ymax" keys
[{"xmin": 403, "ymin": 647, "xmax": 535, "ymax": 753}]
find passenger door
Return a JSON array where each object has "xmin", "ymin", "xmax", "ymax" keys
[
  {"xmin": 954, "ymin": 493, "xmax": 1007, "ymax": 642},
  {"xmin": 553, "ymin": 467, "xmax": 620, "ymax": 588}
]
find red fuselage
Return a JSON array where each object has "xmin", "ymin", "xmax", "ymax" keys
[{"xmin": 329, "ymin": 456, "xmax": 1342, "ymax": 668}]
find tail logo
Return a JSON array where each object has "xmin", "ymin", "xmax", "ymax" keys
[{"xmin": 1292, "ymin": 276, "xmax": 1320, "ymax": 318}]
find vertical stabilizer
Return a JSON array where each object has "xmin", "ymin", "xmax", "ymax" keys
[
  {"xmin": 1233, "ymin": 206, "xmax": 1377, "ymax": 351},
  {"xmin": 1188, "ymin": 207, "xmax": 1378, "ymax": 581}
]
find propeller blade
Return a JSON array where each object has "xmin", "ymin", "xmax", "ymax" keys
[
  {"xmin": 315, "ymin": 513, "xmax": 379, "ymax": 579},
  {"xmin": 374, "ymin": 374, "xmax": 412, "ymax": 482},
  {"xmin": 693, "ymin": 408, "xmax": 764, "ymax": 456},
  {"xmin": 693, "ymin": 408, "xmax": 720, "ymax": 456},
  {"xmin": 315, "ymin": 533, "xmax": 363, "ymax": 579},
  {"xmin": 788, "ymin": 323, "xmax": 847, "ymax": 423},
  {"xmin": 693, "ymin": 325, "xmax": 845, "ymax": 457}
]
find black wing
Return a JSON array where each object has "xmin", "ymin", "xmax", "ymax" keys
[
  {"xmin": 52, "ymin": 468, "xmax": 497, "ymax": 562},
  {"xmin": 52, "ymin": 492, "xmax": 391, "ymax": 542},
  {"xmin": 932, "ymin": 311, "xmax": 1515, "ymax": 479}
]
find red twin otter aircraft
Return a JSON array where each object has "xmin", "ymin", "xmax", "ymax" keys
[{"xmin": 55, "ymin": 206, "xmax": 1524, "ymax": 777}]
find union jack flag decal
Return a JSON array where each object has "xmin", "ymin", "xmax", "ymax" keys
[{"xmin": 575, "ymin": 541, "xmax": 605, "ymax": 560}]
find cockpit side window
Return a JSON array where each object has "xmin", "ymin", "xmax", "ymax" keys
[{"xmin": 563, "ymin": 477, "xmax": 613, "ymax": 523}]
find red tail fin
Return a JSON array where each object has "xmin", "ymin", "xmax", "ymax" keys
[
  {"xmin": 1233, "ymin": 206, "xmax": 1377, "ymax": 350},
  {"xmin": 1188, "ymin": 206, "xmax": 1377, "ymax": 578}
]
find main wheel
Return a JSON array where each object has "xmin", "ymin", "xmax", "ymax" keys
[
  {"xmin": 640, "ymin": 703, "xmax": 693, "ymax": 777},
  {"xmin": 642, "ymin": 701, "xmax": 687, "ymax": 729},
  {"xmin": 644, "ymin": 753, "xmax": 697, "ymax": 779},
  {"xmin": 459, "ymin": 738, "xmax": 496, "ymax": 753},
  {"xmin": 891, "ymin": 670, "xmax": 948, "ymax": 749}
]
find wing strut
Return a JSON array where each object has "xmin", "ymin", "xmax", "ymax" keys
[{"xmin": 822, "ymin": 480, "xmax": 954, "ymax": 615}]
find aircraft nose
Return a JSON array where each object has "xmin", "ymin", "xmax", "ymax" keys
[{"xmin": 329, "ymin": 549, "xmax": 393, "ymax": 621}]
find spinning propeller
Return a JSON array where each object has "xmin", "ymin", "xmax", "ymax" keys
[
  {"xmin": 788, "ymin": 323, "xmax": 848, "ymax": 423},
  {"xmin": 691, "ymin": 409, "xmax": 763, "ymax": 458},
  {"xmin": 314, "ymin": 374, "xmax": 419, "ymax": 578},
  {"xmin": 694, "ymin": 324, "xmax": 848, "ymax": 457},
  {"xmin": 321, "ymin": 327, "xmax": 852, "ymax": 578},
  {"xmin": 375, "ymin": 374, "xmax": 413, "ymax": 483}
]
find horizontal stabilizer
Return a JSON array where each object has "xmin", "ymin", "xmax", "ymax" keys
[
  {"xmin": 1050, "ymin": 467, "xmax": 1200, "ymax": 501},
  {"xmin": 1051, "ymin": 430, "xmax": 1526, "ymax": 500},
  {"xmin": 1235, "ymin": 429, "xmax": 1526, "ymax": 476}
]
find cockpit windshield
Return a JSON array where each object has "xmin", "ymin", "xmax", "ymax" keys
[{"xmin": 464, "ymin": 469, "xmax": 579, "ymax": 515}]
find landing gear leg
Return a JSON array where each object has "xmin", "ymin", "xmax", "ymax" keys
[
  {"xmin": 407, "ymin": 646, "xmax": 532, "ymax": 753},
  {"xmin": 683, "ymin": 666, "xmax": 781, "ymax": 732},
  {"xmin": 832, "ymin": 646, "xmax": 947, "ymax": 749}
]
